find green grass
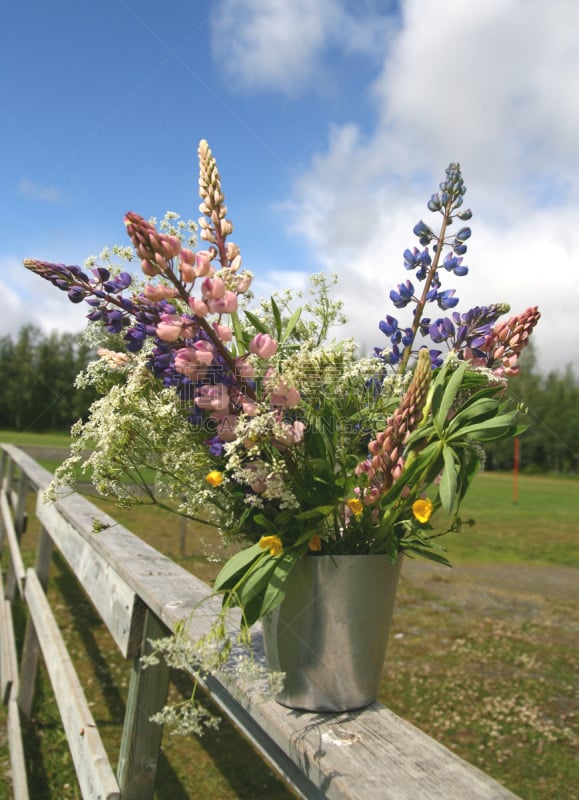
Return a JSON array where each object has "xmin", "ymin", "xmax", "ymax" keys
[
  {"xmin": 1, "ymin": 434, "xmax": 578, "ymax": 799},
  {"xmin": 439, "ymin": 471, "xmax": 579, "ymax": 567},
  {"xmin": 0, "ymin": 429, "xmax": 72, "ymax": 448}
]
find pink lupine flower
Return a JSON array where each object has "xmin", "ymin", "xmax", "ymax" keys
[
  {"xmin": 156, "ymin": 314, "xmax": 184, "ymax": 342},
  {"xmin": 273, "ymin": 420, "xmax": 306, "ymax": 449},
  {"xmin": 212, "ymin": 322, "xmax": 233, "ymax": 342},
  {"xmin": 174, "ymin": 342, "xmax": 214, "ymax": 380},
  {"xmin": 188, "ymin": 296, "xmax": 209, "ymax": 317},
  {"xmin": 191, "ymin": 340, "xmax": 214, "ymax": 365},
  {"xmin": 249, "ymin": 333, "xmax": 278, "ymax": 359},
  {"xmin": 194, "ymin": 384, "xmax": 230, "ymax": 412},
  {"xmin": 269, "ymin": 379, "xmax": 300, "ymax": 408},
  {"xmin": 201, "ymin": 276, "xmax": 225, "ymax": 299},
  {"xmin": 143, "ymin": 284, "xmax": 175, "ymax": 301},
  {"xmin": 179, "ymin": 258, "xmax": 196, "ymax": 283},
  {"xmin": 141, "ymin": 259, "xmax": 162, "ymax": 277},
  {"xmin": 154, "ymin": 252, "xmax": 169, "ymax": 272},
  {"xmin": 194, "ymin": 251, "xmax": 213, "ymax": 277},
  {"xmin": 235, "ymin": 273, "xmax": 252, "ymax": 293},
  {"xmin": 159, "ymin": 234, "xmax": 181, "ymax": 259},
  {"xmin": 180, "ymin": 249, "xmax": 195, "ymax": 265},
  {"xmin": 234, "ymin": 358, "xmax": 255, "ymax": 380},
  {"xmin": 207, "ymin": 291, "xmax": 238, "ymax": 314}
]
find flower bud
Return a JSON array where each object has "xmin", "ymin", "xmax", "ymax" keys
[{"xmin": 249, "ymin": 333, "xmax": 278, "ymax": 359}]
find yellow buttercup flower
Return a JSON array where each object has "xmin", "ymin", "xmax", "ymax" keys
[
  {"xmin": 346, "ymin": 497, "xmax": 364, "ymax": 516},
  {"xmin": 412, "ymin": 497, "xmax": 433, "ymax": 524},
  {"xmin": 308, "ymin": 534, "xmax": 322, "ymax": 552},
  {"xmin": 259, "ymin": 535, "xmax": 283, "ymax": 556},
  {"xmin": 206, "ymin": 470, "xmax": 223, "ymax": 488}
]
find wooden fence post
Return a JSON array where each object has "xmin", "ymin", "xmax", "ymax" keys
[
  {"xmin": 18, "ymin": 525, "xmax": 54, "ymax": 723},
  {"xmin": 5, "ymin": 470, "xmax": 29, "ymax": 602},
  {"xmin": 116, "ymin": 609, "xmax": 171, "ymax": 800}
]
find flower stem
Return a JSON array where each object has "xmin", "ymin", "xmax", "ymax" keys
[{"xmin": 398, "ymin": 198, "xmax": 453, "ymax": 372}]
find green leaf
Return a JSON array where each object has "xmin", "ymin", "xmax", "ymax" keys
[
  {"xmin": 236, "ymin": 556, "xmax": 277, "ymax": 609},
  {"xmin": 440, "ymin": 445, "xmax": 458, "ymax": 515},
  {"xmin": 259, "ymin": 553, "xmax": 297, "ymax": 618},
  {"xmin": 436, "ymin": 361, "xmax": 467, "ymax": 431},
  {"xmin": 449, "ymin": 411, "xmax": 519, "ymax": 442},
  {"xmin": 446, "ymin": 397, "xmax": 500, "ymax": 434},
  {"xmin": 230, "ymin": 310, "xmax": 247, "ymax": 355},
  {"xmin": 270, "ymin": 296, "xmax": 283, "ymax": 340},
  {"xmin": 213, "ymin": 543, "xmax": 263, "ymax": 592},
  {"xmin": 403, "ymin": 545, "xmax": 452, "ymax": 567},
  {"xmin": 244, "ymin": 310, "xmax": 268, "ymax": 334},
  {"xmin": 295, "ymin": 505, "xmax": 334, "ymax": 521},
  {"xmin": 281, "ymin": 307, "xmax": 302, "ymax": 343}
]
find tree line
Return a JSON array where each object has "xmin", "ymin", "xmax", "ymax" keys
[
  {"xmin": 1, "ymin": 327, "xmax": 577, "ymax": 474},
  {"xmin": 0, "ymin": 326, "xmax": 97, "ymax": 432}
]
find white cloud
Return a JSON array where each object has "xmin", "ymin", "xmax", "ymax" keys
[
  {"xmin": 0, "ymin": 256, "xmax": 89, "ymax": 340},
  {"xmin": 17, "ymin": 178, "xmax": 68, "ymax": 206},
  {"xmin": 210, "ymin": 0, "xmax": 395, "ymax": 95},
  {"xmin": 276, "ymin": 0, "xmax": 579, "ymax": 374},
  {"xmin": 370, "ymin": 0, "xmax": 579, "ymax": 196}
]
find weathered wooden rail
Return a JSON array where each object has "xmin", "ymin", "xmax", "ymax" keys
[{"xmin": 0, "ymin": 443, "xmax": 521, "ymax": 799}]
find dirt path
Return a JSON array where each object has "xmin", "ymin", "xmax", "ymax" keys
[{"xmin": 400, "ymin": 559, "xmax": 579, "ymax": 631}]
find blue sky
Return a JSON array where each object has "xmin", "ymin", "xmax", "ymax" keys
[{"xmin": 2, "ymin": 0, "xmax": 578, "ymax": 374}]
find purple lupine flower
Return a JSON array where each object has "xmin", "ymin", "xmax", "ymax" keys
[
  {"xmin": 429, "ymin": 349, "xmax": 443, "ymax": 368},
  {"xmin": 403, "ymin": 248, "xmax": 421, "ymax": 270},
  {"xmin": 437, "ymin": 289, "xmax": 459, "ymax": 310},
  {"xmin": 442, "ymin": 253, "xmax": 468, "ymax": 276},
  {"xmin": 379, "ymin": 315, "xmax": 398, "ymax": 337},
  {"xmin": 413, "ymin": 220, "xmax": 434, "ymax": 246},
  {"xmin": 429, "ymin": 317, "xmax": 455, "ymax": 343},
  {"xmin": 390, "ymin": 280, "xmax": 414, "ymax": 309},
  {"xmin": 415, "ymin": 249, "xmax": 432, "ymax": 280}
]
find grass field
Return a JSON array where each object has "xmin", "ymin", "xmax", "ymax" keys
[{"xmin": 1, "ymin": 432, "xmax": 578, "ymax": 799}]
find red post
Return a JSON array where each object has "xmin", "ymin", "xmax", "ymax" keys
[{"xmin": 513, "ymin": 437, "xmax": 520, "ymax": 504}]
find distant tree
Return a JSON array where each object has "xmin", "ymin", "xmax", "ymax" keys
[
  {"xmin": 0, "ymin": 326, "xmax": 97, "ymax": 431},
  {"xmin": 485, "ymin": 343, "xmax": 578, "ymax": 474}
]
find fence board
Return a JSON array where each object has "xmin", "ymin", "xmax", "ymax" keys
[
  {"xmin": 6, "ymin": 697, "xmax": 29, "ymax": 800},
  {"xmin": 18, "ymin": 526, "xmax": 54, "ymax": 722},
  {"xmin": 36, "ymin": 496, "xmax": 145, "ymax": 659},
  {"xmin": 117, "ymin": 611, "xmax": 171, "ymax": 800},
  {"xmin": 24, "ymin": 568, "xmax": 121, "ymax": 800},
  {"xmin": 1, "ymin": 490, "xmax": 26, "ymax": 598},
  {"xmin": 0, "ymin": 444, "xmax": 54, "ymax": 491}
]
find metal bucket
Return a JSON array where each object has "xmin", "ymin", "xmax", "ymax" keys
[{"xmin": 262, "ymin": 553, "xmax": 403, "ymax": 712}]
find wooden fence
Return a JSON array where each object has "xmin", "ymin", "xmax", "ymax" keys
[{"xmin": 0, "ymin": 443, "xmax": 521, "ymax": 800}]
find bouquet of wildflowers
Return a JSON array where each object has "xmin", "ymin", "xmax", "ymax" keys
[{"xmin": 25, "ymin": 141, "xmax": 540, "ymax": 631}]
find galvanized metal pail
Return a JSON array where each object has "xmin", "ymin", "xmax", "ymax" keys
[{"xmin": 262, "ymin": 553, "xmax": 403, "ymax": 712}]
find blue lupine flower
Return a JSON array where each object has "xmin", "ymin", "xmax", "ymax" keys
[
  {"xmin": 379, "ymin": 315, "xmax": 398, "ymax": 337},
  {"xmin": 403, "ymin": 248, "xmax": 420, "ymax": 270},
  {"xmin": 413, "ymin": 220, "xmax": 434, "ymax": 246},
  {"xmin": 93, "ymin": 267, "xmax": 110, "ymax": 282},
  {"xmin": 67, "ymin": 288, "xmax": 85, "ymax": 303},
  {"xmin": 429, "ymin": 349, "xmax": 444, "ymax": 368},
  {"xmin": 427, "ymin": 194, "xmax": 442, "ymax": 212},
  {"xmin": 442, "ymin": 253, "xmax": 468, "ymax": 277},
  {"xmin": 429, "ymin": 317, "xmax": 455, "ymax": 343},
  {"xmin": 437, "ymin": 290, "xmax": 459, "ymax": 310},
  {"xmin": 390, "ymin": 280, "xmax": 414, "ymax": 308}
]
